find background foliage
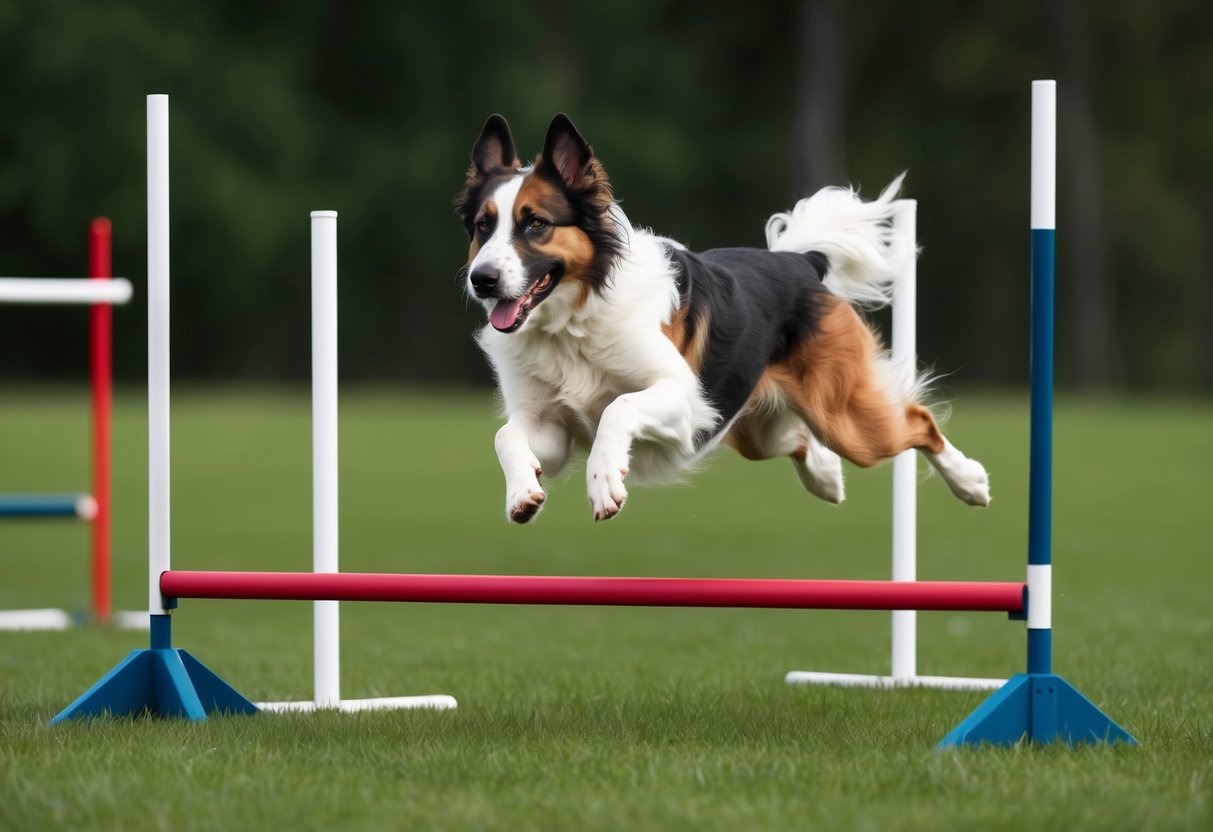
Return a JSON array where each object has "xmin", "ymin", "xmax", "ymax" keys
[{"xmin": 1, "ymin": 0, "xmax": 1209, "ymax": 389}]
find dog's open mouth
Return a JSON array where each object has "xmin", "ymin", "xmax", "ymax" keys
[{"xmin": 488, "ymin": 270, "xmax": 559, "ymax": 333}]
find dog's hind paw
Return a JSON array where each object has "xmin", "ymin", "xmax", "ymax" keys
[
  {"xmin": 948, "ymin": 457, "xmax": 990, "ymax": 507},
  {"xmin": 929, "ymin": 441, "xmax": 990, "ymax": 507},
  {"xmin": 794, "ymin": 437, "xmax": 846, "ymax": 504}
]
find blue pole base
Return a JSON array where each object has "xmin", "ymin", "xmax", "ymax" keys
[
  {"xmin": 51, "ymin": 638, "xmax": 258, "ymax": 724},
  {"xmin": 938, "ymin": 673, "xmax": 1136, "ymax": 748}
]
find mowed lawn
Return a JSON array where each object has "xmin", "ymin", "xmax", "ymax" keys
[{"xmin": 1, "ymin": 388, "xmax": 1210, "ymax": 831}]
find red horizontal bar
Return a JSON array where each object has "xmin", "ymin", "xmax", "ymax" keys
[{"xmin": 161, "ymin": 571, "xmax": 1025, "ymax": 613}]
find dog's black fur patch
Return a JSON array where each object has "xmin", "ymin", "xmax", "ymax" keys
[{"xmin": 664, "ymin": 246, "xmax": 832, "ymax": 447}]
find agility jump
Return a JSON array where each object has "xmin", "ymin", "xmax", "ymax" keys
[
  {"xmin": 0, "ymin": 219, "xmax": 136, "ymax": 631},
  {"xmin": 54, "ymin": 83, "xmax": 1134, "ymax": 748}
]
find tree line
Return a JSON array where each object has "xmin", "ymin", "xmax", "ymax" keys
[{"xmin": 1, "ymin": 0, "xmax": 1208, "ymax": 389}]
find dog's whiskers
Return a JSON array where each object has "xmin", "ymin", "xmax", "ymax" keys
[{"xmin": 454, "ymin": 266, "xmax": 476, "ymax": 312}]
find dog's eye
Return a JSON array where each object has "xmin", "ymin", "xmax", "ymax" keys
[
  {"xmin": 527, "ymin": 217, "xmax": 548, "ymax": 232},
  {"xmin": 476, "ymin": 217, "xmax": 491, "ymax": 234}
]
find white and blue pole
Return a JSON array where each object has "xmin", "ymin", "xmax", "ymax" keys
[
  {"xmin": 939, "ymin": 81, "xmax": 1134, "ymax": 748},
  {"xmin": 52, "ymin": 96, "xmax": 257, "ymax": 722},
  {"xmin": 1027, "ymin": 80, "xmax": 1056, "ymax": 677}
]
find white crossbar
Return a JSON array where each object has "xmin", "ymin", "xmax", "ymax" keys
[
  {"xmin": 0, "ymin": 278, "xmax": 132, "ymax": 305},
  {"xmin": 0, "ymin": 608, "xmax": 150, "ymax": 632},
  {"xmin": 0, "ymin": 609, "xmax": 74, "ymax": 631}
]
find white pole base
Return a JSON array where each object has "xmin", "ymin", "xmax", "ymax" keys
[
  {"xmin": 0, "ymin": 609, "xmax": 74, "ymax": 631},
  {"xmin": 785, "ymin": 670, "xmax": 1006, "ymax": 691},
  {"xmin": 255, "ymin": 694, "xmax": 458, "ymax": 714}
]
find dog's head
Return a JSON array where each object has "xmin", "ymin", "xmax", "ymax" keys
[{"xmin": 455, "ymin": 114, "xmax": 621, "ymax": 333}]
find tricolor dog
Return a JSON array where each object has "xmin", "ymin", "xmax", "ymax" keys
[{"xmin": 456, "ymin": 114, "xmax": 989, "ymax": 523}]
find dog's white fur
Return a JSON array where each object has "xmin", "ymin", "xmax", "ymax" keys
[
  {"xmin": 470, "ymin": 177, "xmax": 989, "ymax": 522},
  {"xmin": 476, "ymin": 192, "xmax": 715, "ymax": 520}
]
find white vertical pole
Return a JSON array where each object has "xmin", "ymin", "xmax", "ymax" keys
[
  {"xmin": 311, "ymin": 211, "xmax": 340, "ymax": 708},
  {"xmin": 890, "ymin": 199, "xmax": 917, "ymax": 682},
  {"xmin": 147, "ymin": 94, "xmax": 172, "ymax": 615}
]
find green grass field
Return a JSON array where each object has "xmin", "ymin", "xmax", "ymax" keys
[{"xmin": 1, "ymin": 388, "xmax": 1210, "ymax": 830}]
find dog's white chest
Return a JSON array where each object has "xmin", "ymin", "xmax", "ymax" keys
[{"xmin": 520, "ymin": 329, "xmax": 625, "ymax": 421}]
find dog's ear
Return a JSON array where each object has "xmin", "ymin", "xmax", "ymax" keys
[
  {"xmin": 540, "ymin": 114, "xmax": 597, "ymax": 189},
  {"xmin": 469, "ymin": 114, "xmax": 520, "ymax": 177}
]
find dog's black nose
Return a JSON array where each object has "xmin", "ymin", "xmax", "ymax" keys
[{"xmin": 470, "ymin": 266, "xmax": 501, "ymax": 296}]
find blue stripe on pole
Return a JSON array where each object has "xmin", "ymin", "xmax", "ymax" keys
[
  {"xmin": 0, "ymin": 494, "xmax": 88, "ymax": 518},
  {"xmin": 1027, "ymin": 227, "xmax": 1055, "ymax": 677},
  {"xmin": 1028, "ymin": 229, "xmax": 1055, "ymax": 568},
  {"xmin": 1027, "ymin": 628, "xmax": 1053, "ymax": 676}
]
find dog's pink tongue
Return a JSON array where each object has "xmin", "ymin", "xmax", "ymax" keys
[{"xmin": 489, "ymin": 297, "xmax": 525, "ymax": 331}]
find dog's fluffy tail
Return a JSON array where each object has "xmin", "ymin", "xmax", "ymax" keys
[
  {"xmin": 765, "ymin": 173, "xmax": 908, "ymax": 309},
  {"xmin": 767, "ymin": 174, "xmax": 934, "ymax": 406}
]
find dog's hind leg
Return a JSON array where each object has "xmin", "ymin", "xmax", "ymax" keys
[
  {"xmin": 725, "ymin": 409, "xmax": 845, "ymax": 504},
  {"xmin": 771, "ymin": 297, "xmax": 990, "ymax": 506},
  {"xmin": 923, "ymin": 436, "xmax": 991, "ymax": 507}
]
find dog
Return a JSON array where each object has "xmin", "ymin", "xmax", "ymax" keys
[{"xmin": 456, "ymin": 113, "xmax": 989, "ymax": 524}]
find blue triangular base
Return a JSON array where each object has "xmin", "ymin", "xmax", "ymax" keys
[
  {"xmin": 938, "ymin": 673, "xmax": 1136, "ymax": 748},
  {"xmin": 51, "ymin": 647, "xmax": 258, "ymax": 723}
]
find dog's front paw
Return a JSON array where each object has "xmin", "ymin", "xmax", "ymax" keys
[
  {"xmin": 586, "ymin": 453, "xmax": 628, "ymax": 521},
  {"xmin": 506, "ymin": 486, "xmax": 547, "ymax": 524},
  {"xmin": 505, "ymin": 463, "xmax": 546, "ymax": 524}
]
